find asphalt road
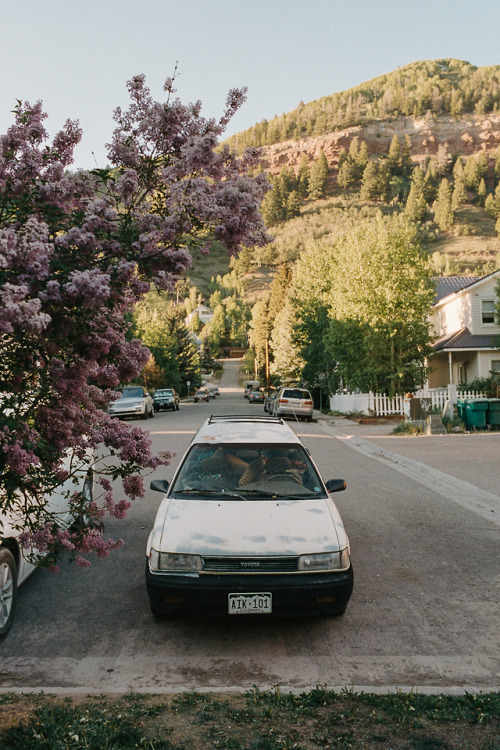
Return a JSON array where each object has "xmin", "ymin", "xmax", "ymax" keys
[{"xmin": 1, "ymin": 359, "xmax": 498, "ymax": 695}]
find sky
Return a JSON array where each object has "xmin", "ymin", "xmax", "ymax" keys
[{"xmin": 1, "ymin": 0, "xmax": 500, "ymax": 170}]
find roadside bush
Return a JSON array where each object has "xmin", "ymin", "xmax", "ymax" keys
[{"xmin": 391, "ymin": 420, "xmax": 425, "ymax": 435}]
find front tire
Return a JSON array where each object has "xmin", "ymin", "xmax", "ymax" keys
[{"xmin": 0, "ymin": 548, "xmax": 18, "ymax": 639}]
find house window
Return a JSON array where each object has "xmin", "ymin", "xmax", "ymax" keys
[
  {"xmin": 492, "ymin": 360, "xmax": 500, "ymax": 372},
  {"xmin": 481, "ymin": 300, "xmax": 495, "ymax": 324}
]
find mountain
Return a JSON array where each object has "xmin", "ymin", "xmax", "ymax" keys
[
  {"xmin": 227, "ymin": 59, "xmax": 500, "ymax": 153},
  {"xmin": 190, "ymin": 60, "xmax": 500, "ymax": 301}
]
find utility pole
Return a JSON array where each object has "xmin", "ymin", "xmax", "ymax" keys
[{"xmin": 265, "ymin": 339, "xmax": 269, "ymax": 389}]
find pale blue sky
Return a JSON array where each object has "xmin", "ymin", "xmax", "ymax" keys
[{"xmin": 1, "ymin": 0, "xmax": 499, "ymax": 169}]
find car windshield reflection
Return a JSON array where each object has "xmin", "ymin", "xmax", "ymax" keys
[{"xmin": 170, "ymin": 443, "xmax": 326, "ymax": 499}]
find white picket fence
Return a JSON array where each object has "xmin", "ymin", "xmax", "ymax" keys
[
  {"xmin": 329, "ymin": 391, "xmax": 405, "ymax": 416},
  {"xmin": 330, "ymin": 387, "xmax": 486, "ymax": 417},
  {"xmin": 415, "ymin": 387, "xmax": 486, "ymax": 412}
]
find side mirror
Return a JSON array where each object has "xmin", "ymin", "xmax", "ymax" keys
[
  {"xmin": 325, "ymin": 479, "xmax": 346, "ymax": 493},
  {"xmin": 150, "ymin": 479, "xmax": 170, "ymax": 493}
]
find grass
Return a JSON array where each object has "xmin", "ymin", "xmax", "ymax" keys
[{"xmin": 0, "ymin": 689, "xmax": 498, "ymax": 749}]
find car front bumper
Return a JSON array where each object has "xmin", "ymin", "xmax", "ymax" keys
[
  {"xmin": 154, "ymin": 401, "xmax": 175, "ymax": 411},
  {"xmin": 109, "ymin": 406, "xmax": 146, "ymax": 418},
  {"xmin": 146, "ymin": 565, "xmax": 353, "ymax": 617}
]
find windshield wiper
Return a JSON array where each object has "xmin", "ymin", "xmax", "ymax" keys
[
  {"xmin": 173, "ymin": 488, "xmax": 249, "ymax": 500},
  {"xmin": 236, "ymin": 489, "xmax": 280, "ymax": 498},
  {"xmin": 173, "ymin": 488, "xmax": 221, "ymax": 495}
]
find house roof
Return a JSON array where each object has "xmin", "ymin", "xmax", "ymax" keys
[
  {"xmin": 433, "ymin": 270, "xmax": 500, "ymax": 305},
  {"xmin": 433, "ymin": 277, "xmax": 482, "ymax": 303},
  {"xmin": 433, "ymin": 327, "xmax": 500, "ymax": 352}
]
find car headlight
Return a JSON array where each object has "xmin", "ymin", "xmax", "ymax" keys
[
  {"xmin": 150, "ymin": 550, "xmax": 203, "ymax": 573},
  {"xmin": 298, "ymin": 549, "xmax": 350, "ymax": 572}
]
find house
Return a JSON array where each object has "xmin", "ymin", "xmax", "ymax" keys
[
  {"xmin": 428, "ymin": 271, "xmax": 500, "ymax": 387},
  {"xmin": 184, "ymin": 304, "xmax": 213, "ymax": 328}
]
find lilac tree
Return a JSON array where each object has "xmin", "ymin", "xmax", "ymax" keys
[{"xmin": 0, "ymin": 76, "xmax": 269, "ymax": 568}]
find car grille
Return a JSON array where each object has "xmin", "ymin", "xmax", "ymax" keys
[{"xmin": 202, "ymin": 556, "xmax": 299, "ymax": 573}]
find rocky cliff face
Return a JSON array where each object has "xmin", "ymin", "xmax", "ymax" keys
[{"xmin": 258, "ymin": 114, "xmax": 500, "ymax": 175}]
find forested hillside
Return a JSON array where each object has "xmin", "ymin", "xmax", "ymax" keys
[
  {"xmin": 207, "ymin": 58, "xmax": 500, "ymax": 295},
  {"xmin": 227, "ymin": 59, "xmax": 500, "ymax": 152}
]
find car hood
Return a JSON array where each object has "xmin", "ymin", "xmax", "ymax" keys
[
  {"xmin": 111, "ymin": 396, "xmax": 143, "ymax": 406},
  {"xmin": 152, "ymin": 497, "xmax": 343, "ymax": 556}
]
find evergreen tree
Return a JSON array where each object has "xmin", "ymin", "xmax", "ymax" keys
[
  {"xmin": 297, "ymin": 156, "xmax": 310, "ymax": 198},
  {"xmin": 248, "ymin": 296, "xmax": 271, "ymax": 382},
  {"xmin": 270, "ymin": 299, "xmax": 305, "ymax": 383},
  {"xmin": 337, "ymin": 158, "xmax": 356, "ymax": 192},
  {"xmin": 451, "ymin": 159, "xmax": 467, "ymax": 209},
  {"xmin": 485, "ymin": 183, "xmax": 500, "ymax": 217},
  {"xmin": 261, "ymin": 181, "xmax": 285, "ymax": 226},
  {"xmin": 405, "ymin": 167, "xmax": 427, "ymax": 222},
  {"xmin": 424, "ymin": 162, "xmax": 439, "ymax": 203},
  {"xmin": 400, "ymin": 134, "xmax": 413, "ymax": 176},
  {"xmin": 477, "ymin": 151, "xmax": 489, "ymax": 180},
  {"xmin": 464, "ymin": 155, "xmax": 480, "ymax": 191},
  {"xmin": 337, "ymin": 146, "xmax": 347, "ymax": 170},
  {"xmin": 494, "ymin": 149, "xmax": 500, "ymax": 186},
  {"xmin": 308, "ymin": 151, "xmax": 329, "ymax": 199},
  {"xmin": 286, "ymin": 190, "xmax": 301, "ymax": 219},
  {"xmin": 477, "ymin": 178, "xmax": 487, "ymax": 206},
  {"xmin": 267, "ymin": 263, "xmax": 293, "ymax": 326},
  {"xmin": 388, "ymin": 134, "xmax": 401, "ymax": 171},
  {"xmin": 433, "ymin": 178, "xmax": 454, "ymax": 230},
  {"xmin": 360, "ymin": 160, "xmax": 379, "ymax": 200},
  {"xmin": 435, "ymin": 144, "xmax": 452, "ymax": 176},
  {"xmin": 376, "ymin": 159, "xmax": 392, "ymax": 202}
]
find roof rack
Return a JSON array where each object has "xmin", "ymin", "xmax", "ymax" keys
[{"xmin": 207, "ymin": 415, "xmax": 283, "ymax": 425}]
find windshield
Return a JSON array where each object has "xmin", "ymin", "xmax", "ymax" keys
[
  {"xmin": 155, "ymin": 390, "xmax": 173, "ymax": 396},
  {"xmin": 121, "ymin": 387, "xmax": 144, "ymax": 398},
  {"xmin": 170, "ymin": 443, "xmax": 326, "ymax": 499}
]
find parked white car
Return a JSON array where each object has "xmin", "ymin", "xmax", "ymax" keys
[
  {"xmin": 108, "ymin": 386, "xmax": 154, "ymax": 420},
  {"xmin": 146, "ymin": 415, "xmax": 353, "ymax": 618},
  {"xmin": 272, "ymin": 386, "xmax": 314, "ymax": 421},
  {"xmin": 0, "ymin": 452, "xmax": 94, "ymax": 638}
]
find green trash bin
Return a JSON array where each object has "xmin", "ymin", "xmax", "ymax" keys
[
  {"xmin": 486, "ymin": 398, "xmax": 500, "ymax": 428},
  {"xmin": 464, "ymin": 400, "xmax": 488, "ymax": 430},
  {"xmin": 456, "ymin": 399, "xmax": 466, "ymax": 420}
]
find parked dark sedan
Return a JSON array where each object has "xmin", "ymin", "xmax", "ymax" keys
[
  {"xmin": 248, "ymin": 388, "xmax": 265, "ymax": 404},
  {"xmin": 153, "ymin": 388, "xmax": 180, "ymax": 412}
]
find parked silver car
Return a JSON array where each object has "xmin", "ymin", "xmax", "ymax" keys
[
  {"xmin": 108, "ymin": 386, "xmax": 154, "ymax": 420},
  {"xmin": 272, "ymin": 387, "xmax": 314, "ymax": 421},
  {"xmin": 146, "ymin": 415, "xmax": 353, "ymax": 618}
]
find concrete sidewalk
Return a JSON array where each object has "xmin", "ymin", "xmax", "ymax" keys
[{"xmin": 316, "ymin": 412, "xmax": 500, "ymax": 527}]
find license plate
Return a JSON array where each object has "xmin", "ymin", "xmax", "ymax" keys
[{"xmin": 228, "ymin": 593, "xmax": 272, "ymax": 614}]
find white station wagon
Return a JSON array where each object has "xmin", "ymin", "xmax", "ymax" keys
[
  {"xmin": 146, "ymin": 415, "xmax": 353, "ymax": 618},
  {"xmin": 0, "ymin": 452, "xmax": 93, "ymax": 638}
]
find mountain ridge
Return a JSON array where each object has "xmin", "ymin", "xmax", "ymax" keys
[{"xmin": 258, "ymin": 113, "xmax": 500, "ymax": 177}]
